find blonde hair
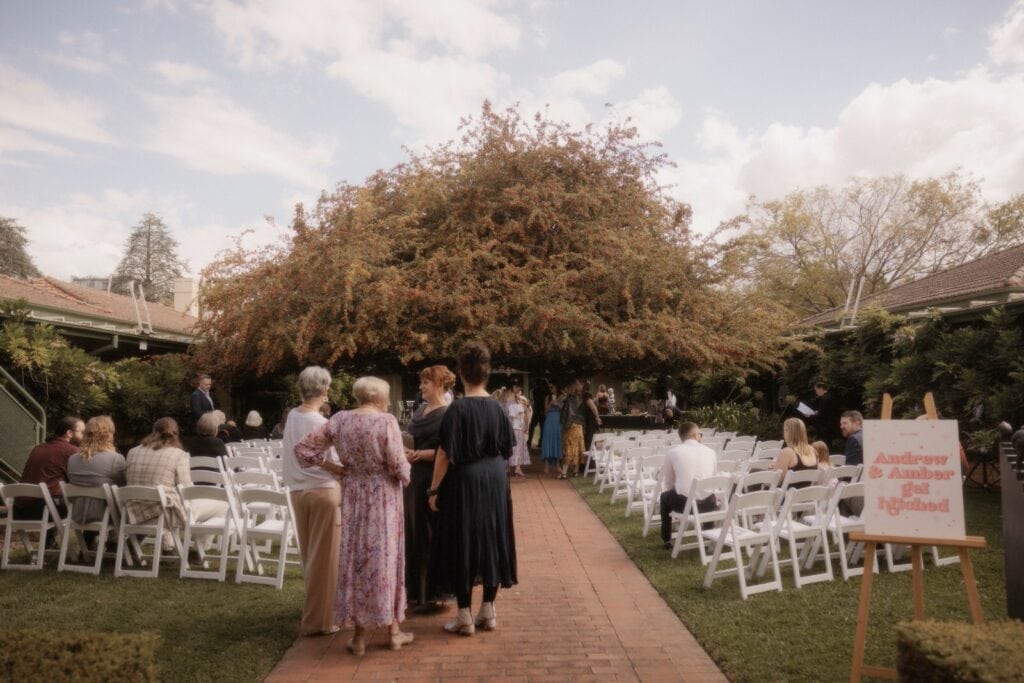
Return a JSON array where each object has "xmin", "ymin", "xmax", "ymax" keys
[
  {"xmin": 197, "ymin": 411, "xmax": 221, "ymax": 437},
  {"xmin": 78, "ymin": 416, "xmax": 116, "ymax": 461},
  {"xmin": 352, "ymin": 376, "xmax": 390, "ymax": 407},
  {"xmin": 810, "ymin": 441, "xmax": 831, "ymax": 468},
  {"xmin": 783, "ymin": 417, "xmax": 814, "ymax": 461}
]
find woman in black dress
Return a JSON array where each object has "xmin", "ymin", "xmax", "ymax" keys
[
  {"xmin": 404, "ymin": 364, "xmax": 456, "ymax": 611},
  {"xmin": 428, "ymin": 341, "xmax": 517, "ymax": 636}
]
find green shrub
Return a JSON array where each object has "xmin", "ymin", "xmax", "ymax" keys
[
  {"xmin": 688, "ymin": 402, "xmax": 782, "ymax": 440},
  {"xmin": 895, "ymin": 619, "xmax": 1024, "ymax": 683},
  {"xmin": 0, "ymin": 629, "xmax": 158, "ymax": 682}
]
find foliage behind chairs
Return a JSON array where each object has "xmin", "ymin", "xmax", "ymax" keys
[{"xmin": 194, "ymin": 102, "xmax": 797, "ymax": 379}]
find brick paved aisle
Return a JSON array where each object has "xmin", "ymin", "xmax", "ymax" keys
[{"xmin": 265, "ymin": 473, "xmax": 727, "ymax": 682}]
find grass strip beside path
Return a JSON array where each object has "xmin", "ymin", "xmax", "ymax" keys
[
  {"xmin": 0, "ymin": 566, "xmax": 303, "ymax": 681},
  {"xmin": 571, "ymin": 479, "xmax": 1007, "ymax": 682}
]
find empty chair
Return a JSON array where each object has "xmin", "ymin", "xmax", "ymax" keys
[
  {"xmin": 829, "ymin": 454, "xmax": 846, "ymax": 467},
  {"xmin": 188, "ymin": 455, "xmax": 222, "ymax": 472},
  {"xmin": 717, "ymin": 448, "xmax": 752, "ymax": 462},
  {"xmin": 746, "ymin": 458, "xmax": 775, "ymax": 473},
  {"xmin": 610, "ymin": 447, "xmax": 652, "ymax": 505},
  {"xmin": 755, "ymin": 439, "xmax": 783, "ymax": 453},
  {"xmin": 627, "ymin": 452, "xmax": 663, "ymax": 519},
  {"xmin": 178, "ymin": 485, "xmax": 236, "ymax": 581},
  {"xmin": 221, "ymin": 455, "xmax": 265, "ymax": 473},
  {"xmin": 803, "ymin": 482, "xmax": 871, "ymax": 581},
  {"xmin": 1, "ymin": 483, "xmax": 61, "ymax": 570},
  {"xmin": 702, "ymin": 489, "xmax": 783, "ymax": 599},
  {"xmin": 755, "ymin": 447, "xmax": 781, "ymax": 461},
  {"xmin": 235, "ymin": 488, "xmax": 294, "ymax": 589},
  {"xmin": 58, "ymin": 482, "xmax": 119, "ymax": 575},
  {"xmin": 760, "ymin": 485, "xmax": 834, "ymax": 588},
  {"xmin": 735, "ymin": 469, "xmax": 782, "ymax": 495},
  {"xmin": 715, "ymin": 460, "xmax": 741, "ymax": 475},
  {"xmin": 823, "ymin": 464, "xmax": 862, "ymax": 484},
  {"xmin": 190, "ymin": 470, "xmax": 227, "ymax": 487},
  {"xmin": 780, "ymin": 468, "xmax": 823, "ymax": 491}
]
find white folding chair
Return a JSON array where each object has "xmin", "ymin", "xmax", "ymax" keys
[
  {"xmin": 717, "ymin": 449, "xmax": 752, "ymax": 462},
  {"xmin": 670, "ymin": 474, "xmax": 732, "ymax": 563},
  {"xmin": 699, "ymin": 428, "xmax": 717, "ymax": 438},
  {"xmin": 178, "ymin": 485, "xmax": 235, "ymax": 581},
  {"xmin": 58, "ymin": 482, "xmax": 118, "ymax": 575},
  {"xmin": 702, "ymin": 489, "xmax": 783, "ymax": 599},
  {"xmin": 221, "ymin": 455, "xmax": 265, "ymax": 473},
  {"xmin": 626, "ymin": 453, "xmax": 663, "ymax": 518},
  {"xmin": 728, "ymin": 438, "xmax": 756, "ymax": 453},
  {"xmin": 823, "ymin": 464, "xmax": 862, "ymax": 484},
  {"xmin": 610, "ymin": 447, "xmax": 651, "ymax": 505},
  {"xmin": 189, "ymin": 456, "xmax": 221, "ymax": 471},
  {"xmin": 829, "ymin": 454, "xmax": 846, "ymax": 467},
  {"xmin": 0, "ymin": 483, "xmax": 61, "ymax": 570},
  {"xmin": 780, "ymin": 468, "xmax": 823, "ymax": 491},
  {"xmin": 715, "ymin": 460, "xmax": 741, "ymax": 475},
  {"xmin": 760, "ymin": 485, "xmax": 834, "ymax": 588},
  {"xmin": 190, "ymin": 470, "xmax": 227, "ymax": 487},
  {"xmin": 803, "ymin": 482, "xmax": 873, "ymax": 581},
  {"xmin": 263, "ymin": 459, "xmax": 283, "ymax": 474},
  {"xmin": 113, "ymin": 485, "xmax": 181, "ymax": 579},
  {"xmin": 746, "ymin": 458, "xmax": 775, "ymax": 473},
  {"xmin": 235, "ymin": 488, "xmax": 293, "ymax": 589},
  {"xmin": 754, "ymin": 440, "xmax": 783, "ymax": 455}
]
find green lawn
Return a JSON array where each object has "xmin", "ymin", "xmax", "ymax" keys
[
  {"xmin": 0, "ymin": 556, "xmax": 303, "ymax": 682},
  {"xmin": 572, "ymin": 479, "xmax": 1008, "ymax": 682}
]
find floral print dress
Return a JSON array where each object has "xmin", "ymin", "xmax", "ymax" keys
[{"xmin": 296, "ymin": 410, "xmax": 411, "ymax": 628}]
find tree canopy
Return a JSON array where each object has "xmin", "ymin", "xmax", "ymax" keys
[
  {"xmin": 731, "ymin": 173, "xmax": 1024, "ymax": 318},
  {"xmin": 194, "ymin": 104, "xmax": 795, "ymax": 379},
  {"xmin": 114, "ymin": 213, "xmax": 188, "ymax": 303},
  {"xmin": 0, "ymin": 217, "xmax": 41, "ymax": 279}
]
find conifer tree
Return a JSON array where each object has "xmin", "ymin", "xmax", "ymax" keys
[
  {"xmin": 0, "ymin": 217, "xmax": 42, "ymax": 279},
  {"xmin": 114, "ymin": 213, "xmax": 188, "ymax": 302}
]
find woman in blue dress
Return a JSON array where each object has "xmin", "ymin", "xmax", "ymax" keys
[{"xmin": 540, "ymin": 383, "xmax": 563, "ymax": 474}]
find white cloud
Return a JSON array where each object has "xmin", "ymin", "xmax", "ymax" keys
[
  {"xmin": 942, "ymin": 26, "xmax": 961, "ymax": 38},
  {"xmin": 605, "ymin": 86, "xmax": 683, "ymax": 141},
  {"xmin": 990, "ymin": 0, "xmax": 1024, "ymax": 66},
  {"xmin": 669, "ymin": 69, "xmax": 1024, "ymax": 233},
  {"xmin": 46, "ymin": 30, "xmax": 123, "ymax": 75},
  {"xmin": 0, "ymin": 126, "xmax": 71, "ymax": 160},
  {"xmin": 543, "ymin": 59, "xmax": 625, "ymax": 95},
  {"xmin": 0, "ymin": 62, "xmax": 112, "ymax": 144},
  {"xmin": 3, "ymin": 188, "xmax": 289, "ymax": 281},
  {"xmin": 150, "ymin": 60, "xmax": 214, "ymax": 86},
  {"xmin": 142, "ymin": 90, "xmax": 333, "ymax": 189}
]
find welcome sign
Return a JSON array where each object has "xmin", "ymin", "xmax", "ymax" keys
[{"xmin": 862, "ymin": 419, "xmax": 966, "ymax": 540}]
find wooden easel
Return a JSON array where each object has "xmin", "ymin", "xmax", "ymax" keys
[{"xmin": 848, "ymin": 392, "xmax": 987, "ymax": 682}]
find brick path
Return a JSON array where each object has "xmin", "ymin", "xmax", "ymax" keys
[{"xmin": 265, "ymin": 473, "xmax": 727, "ymax": 682}]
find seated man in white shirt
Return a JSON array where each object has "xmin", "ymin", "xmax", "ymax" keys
[{"xmin": 659, "ymin": 421, "xmax": 718, "ymax": 549}]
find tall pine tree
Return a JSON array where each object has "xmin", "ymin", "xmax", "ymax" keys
[
  {"xmin": 0, "ymin": 217, "xmax": 42, "ymax": 279},
  {"xmin": 114, "ymin": 213, "xmax": 188, "ymax": 303}
]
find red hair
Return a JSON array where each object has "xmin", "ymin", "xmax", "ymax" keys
[{"xmin": 420, "ymin": 365, "xmax": 456, "ymax": 391}]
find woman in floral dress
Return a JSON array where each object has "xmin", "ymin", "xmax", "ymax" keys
[
  {"xmin": 504, "ymin": 389, "xmax": 530, "ymax": 477},
  {"xmin": 295, "ymin": 376, "xmax": 413, "ymax": 655}
]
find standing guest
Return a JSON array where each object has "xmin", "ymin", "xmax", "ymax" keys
[
  {"xmin": 318, "ymin": 401, "xmax": 332, "ymax": 419},
  {"xmin": 404, "ymin": 365, "xmax": 456, "ymax": 612},
  {"xmin": 295, "ymin": 377, "xmax": 412, "ymax": 655},
  {"xmin": 772, "ymin": 417, "xmax": 821, "ymax": 486},
  {"xmin": 559, "ymin": 380, "xmax": 586, "ymax": 479},
  {"xmin": 241, "ymin": 411, "xmax": 270, "ymax": 441},
  {"xmin": 659, "ymin": 421, "xmax": 717, "ymax": 549},
  {"xmin": 595, "ymin": 384, "xmax": 610, "ymax": 415},
  {"xmin": 507, "ymin": 384, "xmax": 531, "ymax": 477},
  {"xmin": 67, "ymin": 416, "xmax": 125, "ymax": 548},
  {"xmin": 15, "ymin": 416, "xmax": 83, "ymax": 521},
  {"xmin": 188, "ymin": 412, "xmax": 229, "ymax": 469},
  {"xmin": 190, "ymin": 373, "xmax": 217, "ymax": 423},
  {"xmin": 427, "ymin": 341, "xmax": 516, "ymax": 636},
  {"xmin": 283, "ymin": 366, "xmax": 342, "ymax": 637},
  {"xmin": 811, "ymin": 381, "xmax": 841, "ymax": 449},
  {"xmin": 540, "ymin": 382, "xmax": 563, "ymax": 474},
  {"xmin": 581, "ymin": 385, "xmax": 602, "ymax": 453},
  {"xmin": 125, "ymin": 418, "xmax": 225, "ymax": 551},
  {"xmin": 527, "ymin": 379, "xmax": 548, "ymax": 448},
  {"xmin": 607, "ymin": 387, "xmax": 616, "ymax": 414},
  {"xmin": 840, "ymin": 410, "xmax": 864, "ymax": 467}
]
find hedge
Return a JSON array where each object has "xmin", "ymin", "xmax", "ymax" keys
[
  {"xmin": 0, "ymin": 629, "xmax": 158, "ymax": 682},
  {"xmin": 896, "ymin": 619, "xmax": 1024, "ymax": 682}
]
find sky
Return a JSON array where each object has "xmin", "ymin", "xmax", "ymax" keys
[{"xmin": 1, "ymin": 0, "xmax": 1023, "ymax": 281}]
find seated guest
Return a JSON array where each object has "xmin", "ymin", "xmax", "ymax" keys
[
  {"xmin": 659, "ymin": 421, "xmax": 717, "ymax": 550},
  {"xmin": 810, "ymin": 440, "xmax": 832, "ymax": 472},
  {"xmin": 241, "ymin": 410, "xmax": 270, "ymax": 441},
  {"xmin": 15, "ymin": 416, "xmax": 83, "ymax": 521},
  {"xmin": 840, "ymin": 410, "xmax": 864, "ymax": 467},
  {"xmin": 67, "ymin": 416, "xmax": 126, "ymax": 547},
  {"xmin": 217, "ymin": 416, "xmax": 243, "ymax": 443},
  {"xmin": 188, "ymin": 411, "xmax": 228, "ymax": 469},
  {"xmin": 773, "ymin": 417, "xmax": 820, "ymax": 486},
  {"xmin": 125, "ymin": 417, "xmax": 225, "ymax": 551},
  {"xmin": 270, "ymin": 409, "xmax": 291, "ymax": 440}
]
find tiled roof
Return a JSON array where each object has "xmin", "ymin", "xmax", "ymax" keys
[
  {"xmin": 0, "ymin": 275, "xmax": 198, "ymax": 337},
  {"xmin": 802, "ymin": 243, "xmax": 1024, "ymax": 326}
]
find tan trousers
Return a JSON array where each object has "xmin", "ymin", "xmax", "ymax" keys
[{"xmin": 291, "ymin": 484, "xmax": 342, "ymax": 634}]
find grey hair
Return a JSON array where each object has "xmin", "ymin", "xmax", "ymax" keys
[
  {"xmin": 245, "ymin": 410, "xmax": 262, "ymax": 427},
  {"xmin": 197, "ymin": 411, "xmax": 221, "ymax": 437},
  {"xmin": 297, "ymin": 366, "xmax": 332, "ymax": 401},
  {"xmin": 352, "ymin": 376, "xmax": 390, "ymax": 407}
]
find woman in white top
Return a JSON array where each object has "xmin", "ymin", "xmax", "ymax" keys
[
  {"xmin": 282, "ymin": 366, "xmax": 343, "ymax": 636},
  {"xmin": 503, "ymin": 390, "xmax": 530, "ymax": 476}
]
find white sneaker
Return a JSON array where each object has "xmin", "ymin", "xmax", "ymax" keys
[{"xmin": 443, "ymin": 607, "xmax": 475, "ymax": 636}]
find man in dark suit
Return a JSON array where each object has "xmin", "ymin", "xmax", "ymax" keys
[
  {"xmin": 812, "ymin": 381, "xmax": 841, "ymax": 449},
  {"xmin": 190, "ymin": 373, "xmax": 217, "ymax": 423}
]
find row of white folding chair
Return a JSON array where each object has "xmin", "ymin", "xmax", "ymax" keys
[
  {"xmin": 609, "ymin": 447, "xmax": 654, "ymax": 504},
  {"xmin": 625, "ymin": 453, "xmax": 665, "ymax": 517},
  {"xmin": 596, "ymin": 439, "xmax": 634, "ymax": 492},
  {"xmin": 0, "ymin": 483, "xmax": 63, "ymax": 570}
]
